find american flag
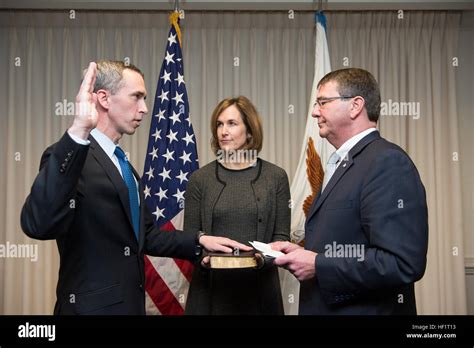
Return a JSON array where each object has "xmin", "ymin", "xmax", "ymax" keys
[{"xmin": 142, "ymin": 13, "xmax": 198, "ymax": 315}]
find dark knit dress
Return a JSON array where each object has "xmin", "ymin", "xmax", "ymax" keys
[{"xmin": 184, "ymin": 159, "xmax": 291, "ymax": 315}]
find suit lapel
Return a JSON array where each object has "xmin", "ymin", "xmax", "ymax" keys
[
  {"xmin": 89, "ymin": 136, "xmax": 136, "ymax": 238},
  {"xmin": 132, "ymin": 166, "xmax": 146, "ymax": 250},
  {"xmin": 306, "ymin": 156, "xmax": 354, "ymax": 222},
  {"xmin": 306, "ymin": 131, "xmax": 381, "ymax": 223},
  {"xmin": 306, "ymin": 187, "xmax": 321, "ymax": 223}
]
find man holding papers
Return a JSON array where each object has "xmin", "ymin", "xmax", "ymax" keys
[{"xmin": 272, "ymin": 68, "xmax": 428, "ymax": 315}]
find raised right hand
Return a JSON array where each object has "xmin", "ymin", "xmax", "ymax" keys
[{"xmin": 68, "ymin": 62, "xmax": 99, "ymax": 140}]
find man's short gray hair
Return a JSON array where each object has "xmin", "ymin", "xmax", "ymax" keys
[{"xmin": 82, "ymin": 60, "xmax": 144, "ymax": 94}]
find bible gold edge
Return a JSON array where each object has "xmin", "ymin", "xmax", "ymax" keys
[{"xmin": 209, "ymin": 256, "xmax": 257, "ymax": 269}]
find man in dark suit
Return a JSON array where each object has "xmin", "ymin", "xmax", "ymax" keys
[
  {"xmin": 273, "ymin": 68, "xmax": 428, "ymax": 315},
  {"xmin": 21, "ymin": 61, "xmax": 250, "ymax": 315}
]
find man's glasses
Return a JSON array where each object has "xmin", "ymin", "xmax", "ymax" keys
[{"xmin": 313, "ymin": 96, "xmax": 355, "ymax": 108}]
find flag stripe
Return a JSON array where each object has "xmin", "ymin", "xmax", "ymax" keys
[
  {"xmin": 159, "ymin": 219, "xmax": 194, "ymax": 282},
  {"xmin": 145, "ymin": 291, "xmax": 162, "ymax": 315},
  {"xmin": 174, "ymin": 259, "xmax": 194, "ymax": 283},
  {"xmin": 148, "ymin": 253, "xmax": 189, "ymax": 298},
  {"xmin": 144, "ymin": 256, "xmax": 185, "ymax": 315}
]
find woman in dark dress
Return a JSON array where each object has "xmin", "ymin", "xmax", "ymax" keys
[{"xmin": 184, "ymin": 96, "xmax": 291, "ymax": 315}]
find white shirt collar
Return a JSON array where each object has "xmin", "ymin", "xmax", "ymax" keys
[
  {"xmin": 90, "ymin": 128, "xmax": 118, "ymax": 160},
  {"xmin": 335, "ymin": 128, "xmax": 377, "ymax": 164}
]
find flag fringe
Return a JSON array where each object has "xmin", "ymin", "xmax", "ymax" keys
[{"xmin": 169, "ymin": 12, "xmax": 182, "ymax": 47}]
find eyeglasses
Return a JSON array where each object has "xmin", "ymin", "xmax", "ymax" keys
[{"xmin": 313, "ymin": 96, "xmax": 355, "ymax": 108}]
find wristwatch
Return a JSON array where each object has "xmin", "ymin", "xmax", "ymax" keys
[{"xmin": 194, "ymin": 231, "xmax": 206, "ymax": 257}]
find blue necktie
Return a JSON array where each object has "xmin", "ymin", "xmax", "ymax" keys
[{"xmin": 114, "ymin": 146, "xmax": 140, "ymax": 240}]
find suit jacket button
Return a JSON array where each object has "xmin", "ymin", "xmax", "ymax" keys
[
  {"xmin": 59, "ymin": 167, "xmax": 65, "ymax": 173},
  {"xmin": 139, "ymin": 283, "xmax": 143, "ymax": 289},
  {"xmin": 68, "ymin": 151, "xmax": 74, "ymax": 156},
  {"xmin": 258, "ymin": 218, "xmax": 262, "ymax": 223}
]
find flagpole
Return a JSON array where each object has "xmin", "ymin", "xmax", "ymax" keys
[{"xmin": 316, "ymin": 0, "xmax": 326, "ymax": 11}]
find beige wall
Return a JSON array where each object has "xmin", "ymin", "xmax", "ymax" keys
[{"xmin": 458, "ymin": 10, "xmax": 474, "ymax": 314}]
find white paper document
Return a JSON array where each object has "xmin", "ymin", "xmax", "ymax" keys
[{"xmin": 249, "ymin": 241, "xmax": 284, "ymax": 258}]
